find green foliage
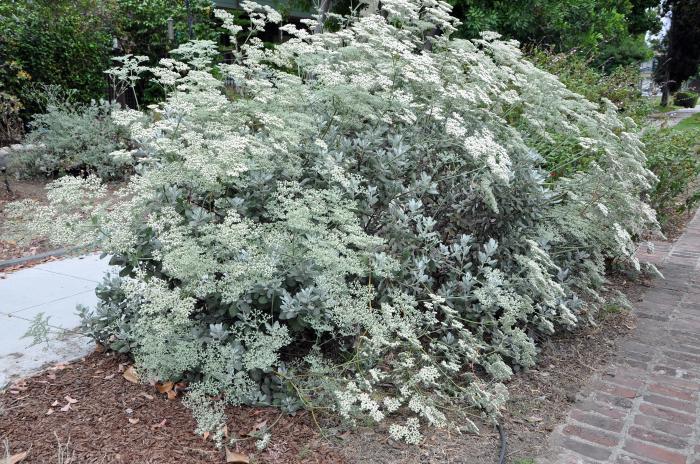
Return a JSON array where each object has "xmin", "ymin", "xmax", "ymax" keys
[
  {"xmin": 674, "ymin": 91, "xmax": 699, "ymax": 108},
  {"xmin": 0, "ymin": 1, "xmax": 113, "ymax": 120},
  {"xmin": 643, "ymin": 127, "xmax": 700, "ymax": 222},
  {"xmin": 530, "ymin": 48, "xmax": 652, "ymax": 125},
  {"xmin": 0, "ymin": 0, "xmax": 217, "ymax": 122},
  {"xmin": 7, "ymin": 1, "xmax": 657, "ymax": 444},
  {"xmin": 528, "ymin": 48, "xmax": 652, "ymax": 178},
  {"xmin": 674, "ymin": 113, "xmax": 700, "ymax": 131},
  {"xmin": 448, "ymin": 0, "xmax": 659, "ymax": 68},
  {"xmin": 8, "ymin": 87, "xmax": 133, "ymax": 180},
  {"xmin": 657, "ymin": 0, "xmax": 700, "ymax": 92},
  {"xmin": 107, "ymin": 0, "xmax": 219, "ymax": 105}
]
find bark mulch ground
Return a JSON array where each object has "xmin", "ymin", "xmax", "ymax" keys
[
  {"xmin": 0, "ymin": 278, "xmax": 642, "ymax": 464},
  {"xmin": 0, "ymin": 351, "xmax": 345, "ymax": 464}
]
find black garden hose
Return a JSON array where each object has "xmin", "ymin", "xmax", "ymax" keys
[{"xmin": 496, "ymin": 422, "xmax": 507, "ymax": 464}]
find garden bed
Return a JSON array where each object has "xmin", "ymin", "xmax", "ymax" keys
[
  {"xmin": 0, "ymin": 351, "xmax": 344, "ymax": 464},
  {"xmin": 0, "ymin": 179, "xmax": 122, "ymax": 268},
  {"xmin": 0, "ymin": 278, "xmax": 639, "ymax": 464},
  {"xmin": 0, "ymin": 180, "xmax": 52, "ymax": 262}
]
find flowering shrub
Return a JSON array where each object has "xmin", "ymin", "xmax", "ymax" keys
[
  {"xmin": 6, "ymin": 0, "xmax": 657, "ymax": 444},
  {"xmin": 8, "ymin": 87, "xmax": 133, "ymax": 179}
]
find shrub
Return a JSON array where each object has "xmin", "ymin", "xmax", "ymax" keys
[
  {"xmin": 0, "ymin": 1, "xmax": 113, "ymax": 121},
  {"xmin": 643, "ymin": 127, "xmax": 700, "ymax": 222},
  {"xmin": 528, "ymin": 48, "xmax": 653, "ymax": 125},
  {"xmin": 7, "ymin": 0, "xmax": 656, "ymax": 443},
  {"xmin": 8, "ymin": 87, "xmax": 133, "ymax": 180},
  {"xmin": 674, "ymin": 91, "xmax": 699, "ymax": 108}
]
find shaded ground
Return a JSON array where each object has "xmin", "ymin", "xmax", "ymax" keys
[
  {"xmin": 0, "ymin": 352, "xmax": 345, "ymax": 464},
  {"xmin": 338, "ymin": 287, "xmax": 638, "ymax": 464}
]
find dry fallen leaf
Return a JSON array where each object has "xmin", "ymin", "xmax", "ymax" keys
[
  {"xmin": 128, "ymin": 418, "xmax": 140, "ymax": 424},
  {"xmin": 245, "ymin": 420, "xmax": 267, "ymax": 437},
  {"xmin": 104, "ymin": 373, "xmax": 115, "ymax": 380},
  {"xmin": 64, "ymin": 395, "xmax": 78, "ymax": 404},
  {"xmin": 46, "ymin": 408, "xmax": 54, "ymax": 415},
  {"xmin": 151, "ymin": 419, "xmax": 167, "ymax": 429},
  {"xmin": 51, "ymin": 400, "xmax": 59, "ymax": 407},
  {"xmin": 203, "ymin": 431, "xmax": 210, "ymax": 441},
  {"xmin": 123, "ymin": 366, "xmax": 139, "ymax": 384},
  {"xmin": 139, "ymin": 392, "xmax": 154, "ymax": 400},
  {"xmin": 222, "ymin": 424, "xmax": 229, "ymax": 439},
  {"xmin": 60, "ymin": 404, "xmax": 71, "ymax": 412},
  {"xmin": 7, "ymin": 451, "xmax": 28, "ymax": 464},
  {"xmin": 225, "ymin": 449, "xmax": 249, "ymax": 463},
  {"xmin": 156, "ymin": 381, "xmax": 174, "ymax": 393},
  {"xmin": 166, "ymin": 390, "xmax": 177, "ymax": 400}
]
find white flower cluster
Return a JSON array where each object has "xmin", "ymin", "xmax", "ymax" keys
[{"xmin": 6, "ymin": 0, "xmax": 657, "ymax": 445}]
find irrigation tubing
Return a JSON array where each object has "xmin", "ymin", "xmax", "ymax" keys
[{"xmin": 496, "ymin": 422, "xmax": 507, "ymax": 464}]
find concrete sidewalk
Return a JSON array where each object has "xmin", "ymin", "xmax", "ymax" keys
[{"xmin": 0, "ymin": 254, "xmax": 113, "ymax": 387}]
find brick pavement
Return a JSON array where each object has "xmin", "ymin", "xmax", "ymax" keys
[{"xmin": 540, "ymin": 209, "xmax": 700, "ymax": 464}]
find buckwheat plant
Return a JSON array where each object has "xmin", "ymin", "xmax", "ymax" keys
[{"xmin": 5, "ymin": 0, "xmax": 657, "ymax": 444}]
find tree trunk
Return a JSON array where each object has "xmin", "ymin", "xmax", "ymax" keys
[
  {"xmin": 661, "ymin": 68, "xmax": 670, "ymax": 107},
  {"xmin": 314, "ymin": 0, "xmax": 332, "ymax": 34}
]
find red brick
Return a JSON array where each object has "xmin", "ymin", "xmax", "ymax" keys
[
  {"xmin": 593, "ymin": 382, "xmax": 639, "ymax": 399},
  {"xmin": 596, "ymin": 392, "xmax": 634, "ymax": 409},
  {"xmin": 617, "ymin": 455, "xmax": 657, "ymax": 464},
  {"xmin": 577, "ymin": 400, "xmax": 628, "ymax": 420},
  {"xmin": 570, "ymin": 409, "xmax": 624, "ymax": 433},
  {"xmin": 643, "ymin": 394, "xmax": 695, "ymax": 413},
  {"xmin": 639, "ymin": 403, "xmax": 695, "ymax": 425},
  {"xmin": 628, "ymin": 426, "xmax": 687, "ymax": 449},
  {"xmin": 623, "ymin": 439, "xmax": 686, "ymax": 464},
  {"xmin": 634, "ymin": 414, "xmax": 693, "ymax": 438},
  {"xmin": 648, "ymin": 383, "xmax": 696, "ymax": 402},
  {"xmin": 603, "ymin": 373, "xmax": 646, "ymax": 390},
  {"xmin": 649, "ymin": 374, "xmax": 700, "ymax": 392},
  {"xmin": 563, "ymin": 424, "xmax": 619, "ymax": 447},
  {"xmin": 621, "ymin": 351, "xmax": 653, "ymax": 365},
  {"xmin": 665, "ymin": 349, "xmax": 700, "ymax": 362},
  {"xmin": 561, "ymin": 437, "xmax": 612, "ymax": 461}
]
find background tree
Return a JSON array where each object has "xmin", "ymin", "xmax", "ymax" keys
[
  {"xmin": 0, "ymin": 0, "xmax": 217, "ymax": 125},
  {"xmin": 445, "ymin": 0, "xmax": 661, "ymax": 69},
  {"xmin": 655, "ymin": 0, "xmax": 700, "ymax": 105}
]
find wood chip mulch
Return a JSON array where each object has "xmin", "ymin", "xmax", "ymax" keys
[{"xmin": 0, "ymin": 351, "xmax": 346, "ymax": 464}]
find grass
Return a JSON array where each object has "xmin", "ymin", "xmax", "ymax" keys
[
  {"xmin": 673, "ymin": 113, "xmax": 700, "ymax": 131},
  {"xmin": 653, "ymin": 104, "xmax": 683, "ymax": 113}
]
